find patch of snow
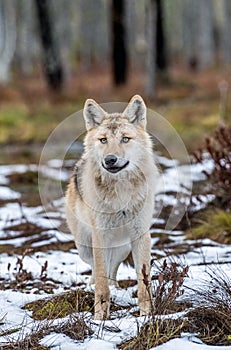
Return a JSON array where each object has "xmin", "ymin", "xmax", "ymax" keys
[
  {"xmin": 151, "ymin": 337, "xmax": 231, "ymax": 350},
  {"xmin": 156, "ymin": 155, "xmax": 179, "ymax": 168},
  {"xmin": 0, "ymin": 164, "xmax": 37, "ymax": 177},
  {"xmin": 40, "ymin": 333, "xmax": 80, "ymax": 349},
  {"xmin": 151, "ymin": 217, "xmax": 165, "ymax": 225},
  {"xmin": 78, "ymin": 338, "xmax": 116, "ymax": 350},
  {"xmin": 0, "ymin": 186, "xmax": 21, "ymax": 200},
  {"xmin": 0, "ymin": 291, "xmax": 42, "ymax": 343},
  {"xmin": 39, "ymin": 164, "xmax": 69, "ymax": 182},
  {"xmin": 47, "ymin": 159, "xmax": 64, "ymax": 168},
  {"xmin": 190, "ymin": 194, "xmax": 216, "ymax": 211}
]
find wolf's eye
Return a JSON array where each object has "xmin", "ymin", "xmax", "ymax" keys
[
  {"xmin": 122, "ymin": 136, "xmax": 130, "ymax": 143},
  {"xmin": 99, "ymin": 137, "xmax": 107, "ymax": 144}
]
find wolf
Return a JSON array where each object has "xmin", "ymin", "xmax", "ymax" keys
[{"xmin": 65, "ymin": 95, "xmax": 158, "ymax": 320}]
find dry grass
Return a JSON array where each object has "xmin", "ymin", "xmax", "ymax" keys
[
  {"xmin": 1, "ymin": 313, "xmax": 93, "ymax": 349},
  {"xmin": 186, "ymin": 306, "xmax": 231, "ymax": 345},
  {"xmin": 120, "ymin": 264, "xmax": 231, "ymax": 349},
  {"xmin": 193, "ymin": 125, "xmax": 231, "ymax": 208},
  {"xmin": 187, "ymin": 209, "xmax": 231, "ymax": 244},
  {"xmin": 119, "ymin": 260, "xmax": 190, "ymax": 349},
  {"xmin": 153, "ymin": 260, "xmax": 189, "ymax": 315},
  {"xmin": 56, "ymin": 314, "xmax": 93, "ymax": 341},
  {"xmin": 185, "ymin": 265, "xmax": 231, "ymax": 346},
  {"xmin": 119, "ymin": 318, "xmax": 186, "ymax": 350}
]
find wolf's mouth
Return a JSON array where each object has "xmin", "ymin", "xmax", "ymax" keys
[{"xmin": 102, "ymin": 161, "xmax": 129, "ymax": 174}]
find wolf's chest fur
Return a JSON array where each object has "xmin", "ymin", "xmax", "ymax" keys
[
  {"xmin": 75, "ymin": 159, "xmax": 149, "ymax": 239},
  {"xmin": 90, "ymin": 166, "xmax": 146, "ymax": 209}
]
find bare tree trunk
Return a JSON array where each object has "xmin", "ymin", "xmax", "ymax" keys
[
  {"xmin": 163, "ymin": 0, "xmax": 184, "ymax": 63},
  {"xmin": 197, "ymin": 0, "xmax": 215, "ymax": 70},
  {"xmin": 125, "ymin": 0, "xmax": 136, "ymax": 59},
  {"xmin": 156, "ymin": 0, "xmax": 167, "ymax": 71},
  {"xmin": 220, "ymin": 0, "xmax": 231, "ymax": 64},
  {"xmin": 182, "ymin": 0, "xmax": 198, "ymax": 69},
  {"xmin": 16, "ymin": 0, "xmax": 39, "ymax": 76},
  {"xmin": 79, "ymin": 0, "xmax": 109, "ymax": 69},
  {"xmin": 111, "ymin": 0, "xmax": 128, "ymax": 85},
  {"xmin": 0, "ymin": 0, "xmax": 16, "ymax": 83},
  {"xmin": 95, "ymin": 0, "xmax": 110, "ymax": 64},
  {"xmin": 35, "ymin": 0, "xmax": 64, "ymax": 91},
  {"xmin": 50, "ymin": 0, "xmax": 72, "ymax": 81},
  {"xmin": 79, "ymin": 0, "xmax": 96, "ymax": 69},
  {"xmin": 145, "ymin": 0, "xmax": 157, "ymax": 99}
]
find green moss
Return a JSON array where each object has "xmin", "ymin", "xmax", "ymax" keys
[
  {"xmin": 188, "ymin": 210, "xmax": 231, "ymax": 244},
  {"xmin": 24, "ymin": 290, "xmax": 95, "ymax": 320},
  {"xmin": 0, "ymin": 101, "xmax": 83, "ymax": 145},
  {"xmin": 157, "ymin": 101, "xmax": 219, "ymax": 152},
  {"xmin": 33, "ymin": 301, "xmax": 73, "ymax": 320},
  {"xmin": 0, "ymin": 107, "xmax": 28, "ymax": 126}
]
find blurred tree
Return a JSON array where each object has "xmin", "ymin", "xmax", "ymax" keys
[
  {"xmin": 79, "ymin": 0, "xmax": 109, "ymax": 69},
  {"xmin": 0, "ymin": 0, "xmax": 16, "ymax": 83},
  {"xmin": 197, "ymin": 0, "xmax": 215, "ymax": 70},
  {"xmin": 35, "ymin": 0, "xmax": 64, "ymax": 91},
  {"xmin": 182, "ymin": 0, "xmax": 198, "ymax": 69},
  {"xmin": 183, "ymin": 0, "xmax": 215, "ymax": 70},
  {"xmin": 0, "ymin": 0, "xmax": 230, "ymax": 90},
  {"xmin": 164, "ymin": 0, "xmax": 183, "ymax": 62},
  {"xmin": 220, "ymin": 0, "xmax": 231, "ymax": 64},
  {"xmin": 125, "ymin": 0, "xmax": 136, "ymax": 59},
  {"xmin": 156, "ymin": 0, "xmax": 167, "ymax": 71},
  {"xmin": 145, "ymin": 0, "xmax": 157, "ymax": 99},
  {"xmin": 111, "ymin": 0, "xmax": 128, "ymax": 85},
  {"xmin": 15, "ymin": 0, "xmax": 39, "ymax": 76},
  {"xmin": 50, "ymin": 0, "xmax": 73, "ymax": 80}
]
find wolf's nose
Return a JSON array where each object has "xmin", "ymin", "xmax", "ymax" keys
[{"xmin": 104, "ymin": 154, "xmax": 117, "ymax": 167}]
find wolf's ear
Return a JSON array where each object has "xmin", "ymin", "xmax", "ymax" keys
[
  {"xmin": 123, "ymin": 95, "xmax": 147, "ymax": 128},
  {"xmin": 83, "ymin": 99, "xmax": 106, "ymax": 130}
]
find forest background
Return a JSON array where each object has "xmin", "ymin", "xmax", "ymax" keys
[{"xmin": 0, "ymin": 0, "xmax": 231, "ymax": 157}]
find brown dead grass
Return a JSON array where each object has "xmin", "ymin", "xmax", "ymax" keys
[
  {"xmin": 186, "ymin": 306, "xmax": 231, "ymax": 345},
  {"xmin": 1, "ymin": 64, "xmax": 230, "ymax": 152},
  {"xmin": 119, "ymin": 318, "xmax": 187, "ymax": 350},
  {"xmin": 1, "ymin": 313, "xmax": 93, "ymax": 349}
]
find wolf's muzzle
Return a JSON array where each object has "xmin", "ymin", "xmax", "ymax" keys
[
  {"xmin": 104, "ymin": 154, "xmax": 117, "ymax": 167},
  {"xmin": 102, "ymin": 154, "xmax": 129, "ymax": 174}
]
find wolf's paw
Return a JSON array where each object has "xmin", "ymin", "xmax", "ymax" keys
[
  {"xmin": 94, "ymin": 300, "xmax": 110, "ymax": 320},
  {"xmin": 89, "ymin": 275, "xmax": 95, "ymax": 285},
  {"xmin": 139, "ymin": 300, "xmax": 154, "ymax": 316}
]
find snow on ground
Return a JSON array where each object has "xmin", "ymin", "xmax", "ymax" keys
[
  {"xmin": 0, "ymin": 156, "xmax": 231, "ymax": 349},
  {"xmin": 152, "ymin": 338, "xmax": 231, "ymax": 350}
]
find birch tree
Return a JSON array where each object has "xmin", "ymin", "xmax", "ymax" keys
[
  {"xmin": 182, "ymin": 0, "xmax": 198, "ymax": 68},
  {"xmin": 220, "ymin": 0, "xmax": 231, "ymax": 64},
  {"xmin": 16, "ymin": 0, "xmax": 39, "ymax": 76},
  {"xmin": 145, "ymin": 0, "xmax": 157, "ymax": 99},
  {"xmin": 196, "ymin": 0, "xmax": 215, "ymax": 70},
  {"xmin": 79, "ymin": 0, "xmax": 109, "ymax": 69},
  {"xmin": 0, "ymin": 0, "xmax": 16, "ymax": 83}
]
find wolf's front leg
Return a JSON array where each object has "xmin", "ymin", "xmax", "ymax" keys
[
  {"xmin": 92, "ymin": 232, "xmax": 110, "ymax": 320},
  {"xmin": 132, "ymin": 232, "xmax": 153, "ymax": 316}
]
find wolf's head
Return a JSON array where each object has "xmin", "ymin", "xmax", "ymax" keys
[{"xmin": 83, "ymin": 95, "xmax": 153, "ymax": 176}]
